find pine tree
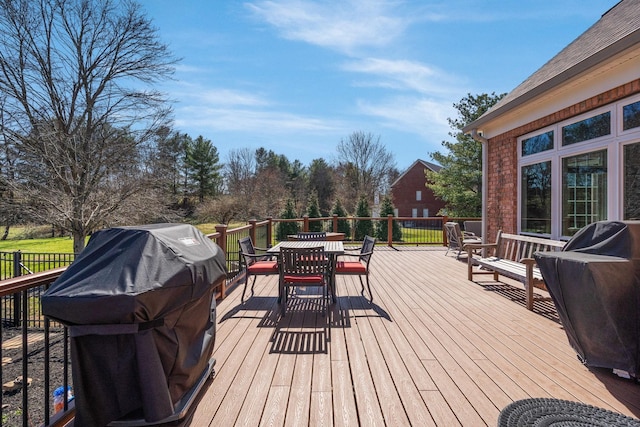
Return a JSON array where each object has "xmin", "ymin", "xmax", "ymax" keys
[
  {"xmin": 375, "ymin": 195, "xmax": 402, "ymax": 242},
  {"xmin": 332, "ymin": 198, "xmax": 351, "ymax": 238},
  {"xmin": 354, "ymin": 195, "xmax": 373, "ymax": 241},
  {"xmin": 277, "ymin": 198, "xmax": 300, "ymax": 241},
  {"xmin": 427, "ymin": 92, "xmax": 505, "ymax": 216},
  {"xmin": 306, "ymin": 190, "xmax": 323, "ymax": 232}
]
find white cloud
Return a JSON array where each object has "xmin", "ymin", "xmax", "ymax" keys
[
  {"xmin": 178, "ymin": 106, "xmax": 341, "ymax": 133},
  {"xmin": 342, "ymin": 57, "xmax": 463, "ymax": 96},
  {"xmin": 356, "ymin": 96, "xmax": 454, "ymax": 141},
  {"xmin": 245, "ymin": 0, "xmax": 409, "ymax": 54}
]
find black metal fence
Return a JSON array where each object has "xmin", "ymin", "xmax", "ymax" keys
[{"xmin": 1, "ymin": 252, "xmax": 76, "ymax": 328}]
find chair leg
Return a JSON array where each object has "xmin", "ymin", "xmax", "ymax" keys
[
  {"xmin": 359, "ymin": 276, "xmax": 373, "ymax": 302},
  {"xmin": 242, "ymin": 275, "xmax": 258, "ymax": 303},
  {"xmin": 241, "ymin": 273, "xmax": 250, "ymax": 302},
  {"xmin": 251, "ymin": 276, "xmax": 257, "ymax": 298},
  {"xmin": 281, "ymin": 284, "xmax": 289, "ymax": 317}
]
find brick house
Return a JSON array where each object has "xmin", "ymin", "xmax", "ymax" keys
[
  {"xmin": 390, "ymin": 159, "xmax": 445, "ymax": 218},
  {"xmin": 463, "ymin": 0, "xmax": 640, "ymax": 241}
]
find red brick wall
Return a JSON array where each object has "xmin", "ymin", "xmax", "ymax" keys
[
  {"xmin": 484, "ymin": 78, "xmax": 640, "ymax": 240},
  {"xmin": 391, "ymin": 163, "xmax": 446, "ymax": 217}
]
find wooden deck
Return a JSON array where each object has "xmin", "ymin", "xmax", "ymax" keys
[{"xmin": 182, "ymin": 246, "xmax": 640, "ymax": 426}]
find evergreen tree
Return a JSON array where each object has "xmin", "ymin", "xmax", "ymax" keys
[
  {"xmin": 332, "ymin": 198, "xmax": 351, "ymax": 238},
  {"xmin": 427, "ymin": 92, "xmax": 505, "ymax": 217},
  {"xmin": 306, "ymin": 190, "xmax": 323, "ymax": 232},
  {"xmin": 277, "ymin": 198, "xmax": 300, "ymax": 241},
  {"xmin": 376, "ymin": 195, "xmax": 402, "ymax": 242},
  {"xmin": 185, "ymin": 135, "xmax": 223, "ymax": 202},
  {"xmin": 354, "ymin": 195, "xmax": 373, "ymax": 241}
]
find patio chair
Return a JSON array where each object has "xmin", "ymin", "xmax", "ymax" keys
[
  {"xmin": 464, "ymin": 220, "xmax": 482, "ymax": 239},
  {"xmin": 296, "ymin": 231, "xmax": 327, "ymax": 241},
  {"xmin": 279, "ymin": 246, "xmax": 331, "ymax": 316},
  {"xmin": 335, "ymin": 235, "xmax": 376, "ymax": 301},
  {"xmin": 444, "ymin": 222, "xmax": 480, "ymax": 259},
  {"xmin": 238, "ymin": 236, "xmax": 278, "ymax": 303}
]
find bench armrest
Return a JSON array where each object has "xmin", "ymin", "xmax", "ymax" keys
[
  {"xmin": 519, "ymin": 257, "xmax": 536, "ymax": 265},
  {"xmin": 464, "ymin": 242, "xmax": 496, "ymax": 250}
]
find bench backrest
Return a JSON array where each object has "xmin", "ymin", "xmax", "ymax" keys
[{"xmin": 495, "ymin": 231, "xmax": 565, "ymax": 261}]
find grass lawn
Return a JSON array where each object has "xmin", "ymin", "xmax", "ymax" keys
[
  {"xmin": 0, "ymin": 223, "xmax": 237, "ymax": 254},
  {"xmin": 0, "ymin": 237, "xmax": 75, "ymax": 253}
]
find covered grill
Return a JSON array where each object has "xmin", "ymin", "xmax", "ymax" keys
[
  {"xmin": 42, "ymin": 223, "xmax": 227, "ymax": 426},
  {"xmin": 535, "ymin": 221, "xmax": 640, "ymax": 377}
]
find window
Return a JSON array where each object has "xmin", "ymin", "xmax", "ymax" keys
[
  {"xmin": 522, "ymin": 131, "xmax": 553, "ymax": 156},
  {"xmin": 411, "ymin": 208, "xmax": 417, "ymax": 217},
  {"xmin": 623, "ymin": 100, "xmax": 640, "ymax": 131},
  {"xmin": 416, "ymin": 190, "xmax": 422, "ymax": 201},
  {"xmin": 624, "ymin": 142, "xmax": 640, "ymax": 220},
  {"xmin": 423, "ymin": 208, "xmax": 429, "ymax": 217},
  {"xmin": 562, "ymin": 111, "xmax": 610, "ymax": 146},
  {"xmin": 562, "ymin": 150, "xmax": 607, "ymax": 236},
  {"xmin": 517, "ymin": 98, "xmax": 640, "ymax": 239},
  {"xmin": 521, "ymin": 161, "xmax": 552, "ymax": 234}
]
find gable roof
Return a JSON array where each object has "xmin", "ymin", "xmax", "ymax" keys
[
  {"xmin": 391, "ymin": 159, "xmax": 441, "ymax": 188},
  {"xmin": 463, "ymin": 0, "xmax": 640, "ymax": 134}
]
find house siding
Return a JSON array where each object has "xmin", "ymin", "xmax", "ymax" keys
[{"xmin": 485, "ymin": 78, "xmax": 640, "ymax": 239}]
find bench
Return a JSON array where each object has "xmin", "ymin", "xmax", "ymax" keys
[{"xmin": 465, "ymin": 231, "xmax": 566, "ymax": 311}]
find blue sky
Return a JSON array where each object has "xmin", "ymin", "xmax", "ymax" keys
[{"xmin": 140, "ymin": 0, "xmax": 616, "ymax": 171}]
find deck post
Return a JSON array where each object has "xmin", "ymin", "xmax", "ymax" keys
[
  {"xmin": 442, "ymin": 216, "xmax": 449, "ymax": 247},
  {"xmin": 249, "ymin": 219, "xmax": 257, "ymax": 245},
  {"xmin": 387, "ymin": 215, "xmax": 393, "ymax": 247},
  {"xmin": 215, "ymin": 224, "xmax": 228, "ymax": 299}
]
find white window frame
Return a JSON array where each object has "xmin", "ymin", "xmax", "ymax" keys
[
  {"xmin": 416, "ymin": 190, "xmax": 422, "ymax": 201},
  {"xmin": 412, "ymin": 208, "xmax": 418, "ymax": 218},
  {"xmin": 517, "ymin": 94, "xmax": 640, "ymax": 240}
]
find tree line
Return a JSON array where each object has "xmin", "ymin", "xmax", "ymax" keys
[
  {"xmin": 0, "ymin": 0, "xmax": 402, "ymax": 252},
  {"xmin": 0, "ymin": 0, "xmax": 502, "ymax": 253}
]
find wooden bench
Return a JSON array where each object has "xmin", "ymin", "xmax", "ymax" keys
[{"xmin": 465, "ymin": 231, "xmax": 565, "ymax": 310}]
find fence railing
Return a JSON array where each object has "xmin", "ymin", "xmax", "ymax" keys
[{"xmin": 0, "ymin": 215, "xmax": 475, "ymax": 426}]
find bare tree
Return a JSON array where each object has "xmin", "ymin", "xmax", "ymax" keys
[
  {"xmin": 225, "ymin": 147, "xmax": 256, "ymax": 219},
  {"xmin": 335, "ymin": 131, "xmax": 396, "ymax": 206},
  {"xmin": 0, "ymin": 0, "xmax": 176, "ymax": 252},
  {"xmin": 308, "ymin": 158, "xmax": 335, "ymax": 215}
]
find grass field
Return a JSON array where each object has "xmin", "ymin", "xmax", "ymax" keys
[
  {"xmin": 0, "ymin": 224, "xmax": 224, "ymax": 253},
  {"xmin": 0, "ymin": 237, "xmax": 75, "ymax": 253}
]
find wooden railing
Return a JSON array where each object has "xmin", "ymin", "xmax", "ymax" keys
[{"xmin": 0, "ymin": 215, "xmax": 473, "ymax": 426}]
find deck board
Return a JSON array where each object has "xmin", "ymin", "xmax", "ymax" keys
[{"xmin": 180, "ymin": 246, "xmax": 640, "ymax": 426}]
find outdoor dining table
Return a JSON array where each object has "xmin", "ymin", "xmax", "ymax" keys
[
  {"xmin": 287, "ymin": 232, "xmax": 345, "ymax": 241},
  {"xmin": 267, "ymin": 240, "xmax": 345, "ymax": 302}
]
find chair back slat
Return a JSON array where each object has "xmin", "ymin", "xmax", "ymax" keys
[
  {"xmin": 280, "ymin": 246, "xmax": 328, "ymax": 277},
  {"xmin": 445, "ymin": 222, "xmax": 463, "ymax": 248},
  {"xmin": 360, "ymin": 236, "xmax": 376, "ymax": 264},
  {"xmin": 238, "ymin": 236, "xmax": 256, "ymax": 266},
  {"xmin": 296, "ymin": 231, "xmax": 327, "ymax": 241}
]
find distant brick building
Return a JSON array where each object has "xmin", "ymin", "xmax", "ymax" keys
[{"xmin": 390, "ymin": 159, "xmax": 445, "ymax": 218}]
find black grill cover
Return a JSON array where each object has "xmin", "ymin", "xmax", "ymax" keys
[
  {"xmin": 42, "ymin": 223, "xmax": 227, "ymax": 426},
  {"xmin": 535, "ymin": 221, "xmax": 640, "ymax": 376}
]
